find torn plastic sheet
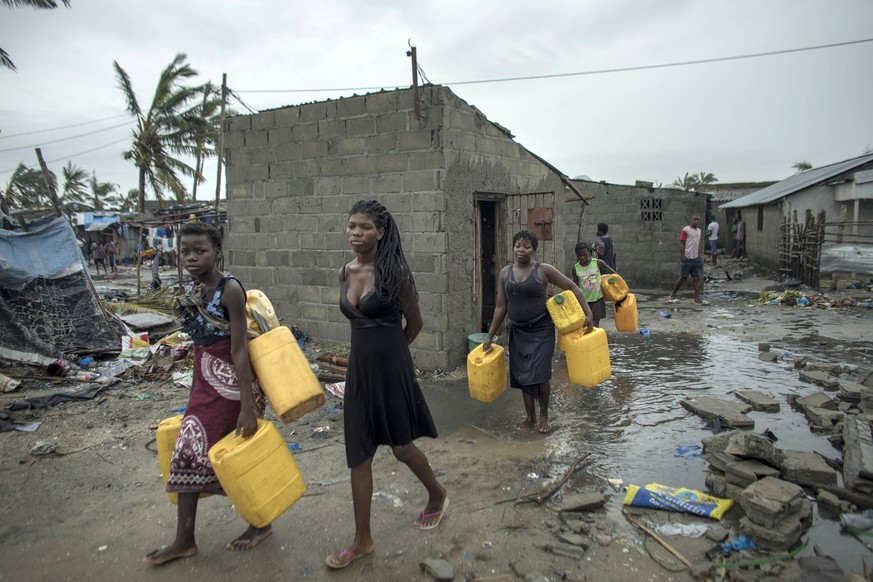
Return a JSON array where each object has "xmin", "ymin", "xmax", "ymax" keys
[{"xmin": 7, "ymin": 381, "xmax": 115, "ymax": 411}]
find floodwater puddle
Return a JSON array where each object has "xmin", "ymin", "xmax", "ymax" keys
[{"xmin": 429, "ymin": 328, "xmax": 870, "ymax": 572}]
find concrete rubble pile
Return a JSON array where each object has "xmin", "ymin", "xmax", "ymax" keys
[{"xmin": 696, "ymin": 356, "xmax": 873, "ymax": 552}]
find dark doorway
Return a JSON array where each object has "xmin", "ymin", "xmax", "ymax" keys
[{"xmin": 477, "ymin": 200, "xmax": 498, "ymax": 332}]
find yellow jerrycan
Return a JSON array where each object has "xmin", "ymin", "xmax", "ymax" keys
[
  {"xmin": 208, "ymin": 419, "xmax": 306, "ymax": 528},
  {"xmin": 614, "ymin": 293, "xmax": 638, "ymax": 332},
  {"xmin": 156, "ymin": 415, "xmax": 211, "ymax": 504},
  {"xmin": 467, "ymin": 343, "xmax": 506, "ymax": 403},
  {"xmin": 601, "ymin": 274, "xmax": 629, "ymax": 303},
  {"xmin": 546, "ymin": 290, "xmax": 586, "ymax": 334},
  {"xmin": 565, "ymin": 327, "xmax": 611, "ymax": 388},
  {"xmin": 248, "ymin": 326, "xmax": 325, "ymax": 422},
  {"xmin": 245, "ymin": 290, "xmax": 281, "ymax": 334},
  {"xmin": 556, "ymin": 328, "xmax": 566, "ymax": 352}
]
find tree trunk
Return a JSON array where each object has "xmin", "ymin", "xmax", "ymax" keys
[{"xmin": 138, "ymin": 167, "xmax": 146, "ymax": 213}]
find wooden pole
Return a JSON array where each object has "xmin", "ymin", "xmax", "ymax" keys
[
  {"xmin": 214, "ymin": 73, "xmax": 227, "ymax": 217},
  {"xmin": 407, "ymin": 45, "xmax": 420, "ymax": 121},
  {"xmin": 35, "ymin": 148, "xmax": 62, "ymax": 217}
]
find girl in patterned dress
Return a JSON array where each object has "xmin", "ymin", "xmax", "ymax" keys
[{"xmin": 145, "ymin": 222, "xmax": 270, "ymax": 565}]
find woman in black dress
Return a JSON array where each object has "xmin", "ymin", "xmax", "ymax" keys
[{"xmin": 326, "ymin": 199, "xmax": 447, "ymax": 570}]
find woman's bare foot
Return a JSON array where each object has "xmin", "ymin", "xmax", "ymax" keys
[
  {"xmin": 226, "ymin": 525, "xmax": 272, "ymax": 551},
  {"xmin": 538, "ymin": 417, "xmax": 553, "ymax": 434},
  {"xmin": 516, "ymin": 418, "xmax": 535, "ymax": 430},
  {"xmin": 144, "ymin": 542, "xmax": 197, "ymax": 566}
]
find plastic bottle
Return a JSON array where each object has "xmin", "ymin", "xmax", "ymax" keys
[{"xmin": 74, "ymin": 371, "xmax": 101, "ymax": 381}]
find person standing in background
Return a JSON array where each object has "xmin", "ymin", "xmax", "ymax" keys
[
  {"xmin": 734, "ymin": 215, "xmax": 746, "ymax": 259},
  {"xmin": 668, "ymin": 214, "xmax": 708, "ymax": 305},
  {"xmin": 707, "ymin": 216, "xmax": 720, "ymax": 266},
  {"xmin": 596, "ymin": 223, "xmax": 616, "ymax": 271}
]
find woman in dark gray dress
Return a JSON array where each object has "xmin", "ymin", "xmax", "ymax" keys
[{"xmin": 483, "ymin": 230, "xmax": 593, "ymax": 433}]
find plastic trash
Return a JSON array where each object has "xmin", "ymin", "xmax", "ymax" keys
[
  {"xmin": 78, "ymin": 357, "xmax": 95, "ymax": 368},
  {"xmin": 527, "ymin": 472, "xmax": 541, "ymax": 480},
  {"xmin": 623, "ymin": 483, "xmax": 733, "ymax": 520},
  {"xmin": 796, "ymin": 297, "xmax": 810, "ymax": 306},
  {"xmin": 705, "ymin": 534, "xmax": 757, "ymax": 558},
  {"xmin": 659, "ymin": 311, "xmax": 673, "ymax": 318},
  {"xmin": 640, "ymin": 328, "xmax": 651, "ymax": 336},
  {"xmin": 655, "ymin": 522, "xmax": 710, "ymax": 537},
  {"xmin": 841, "ymin": 510, "xmax": 873, "ymax": 532},
  {"xmin": 288, "ymin": 442, "xmax": 301, "ymax": 452},
  {"xmin": 674, "ymin": 445, "xmax": 702, "ymax": 458}
]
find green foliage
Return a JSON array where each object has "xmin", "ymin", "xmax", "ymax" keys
[
  {"xmin": 672, "ymin": 171, "xmax": 718, "ymax": 191},
  {"xmin": 114, "ymin": 53, "xmax": 207, "ymax": 211},
  {"xmin": 2, "ymin": 163, "xmax": 53, "ymax": 208}
]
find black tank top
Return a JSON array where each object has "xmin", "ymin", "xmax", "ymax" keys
[{"xmin": 505, "ymin": 262, "xmax": 547, "ymax": 323}]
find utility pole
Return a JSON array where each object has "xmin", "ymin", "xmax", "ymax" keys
[
  {"xmin": 406, "ymin": 43, "xmax": 420, "ymax": 121},
  {"xmin": 35, "ymin": 148, "xmax": 62, "ymax": 217},
  {"xmin": 214, "ymin": 73, "xmax": 228, "ymax": 217}
]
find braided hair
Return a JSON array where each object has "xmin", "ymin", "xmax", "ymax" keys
[{"xmin": 349, "ymin": 199, "xmax": 416, "ymax": 309}]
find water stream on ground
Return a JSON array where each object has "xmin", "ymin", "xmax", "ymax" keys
[{"xmin": 428, "ymin": 326, "xmax": 870, "ymax": 573}]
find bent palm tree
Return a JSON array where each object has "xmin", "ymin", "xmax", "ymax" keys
[
  {"xmin": 88, "ymin": 171, "xmax": 118, "ymax": 211},
  {"xmin": 672, "ymin": 173, "xmax": 698, "ymax": 191},
  {"xmin": 114, "ymin": 53, "xmax": 202, "ymax": 211},
  {"xmin": 3, "ymin": 163, "xmax": 51, "ymax": 208},
  {"xmin": 1, "ymin": 0, "xmax": 70, "ymax": 71}
]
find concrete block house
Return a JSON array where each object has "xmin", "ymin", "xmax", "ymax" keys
[{"xmin": 222, "ymin": 86, "xmax": 585, "ymax": 370}]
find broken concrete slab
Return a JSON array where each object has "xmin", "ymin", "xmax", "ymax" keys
[
  {"xmin": 805, "ymin": 361, "xmax": 843, "ymax": 375},
  {"xmin": 804, "ymin": 406, "xmax": 845, "ymax": 431},
  {"xmin": 800, "ymin": 369, "xmax": 841, "ymax": 390},
  {"xmin": 557, "ymin": 532, "xmax": 587, "ymax": 547},
  {"xmin": 680, "ymin": 396, "xmax": 754, "ymax": 429},
  {"xmin": 794, "ymin": 391, "xmax": 837, "ymax": 411},
  {"xmin": 758, "ymin": 343, "xmax": 771, "ymax": 352},
  {"xmin": 561, "ymin": 491, "xmax": 607, "ymax": 512},
  {"xmin": 843, "ymin": 415, "xmax": 873, "ymax": 495},
  {"xmin": 735, "ymin": 390, "xmax": 780, "ymax": 412},
  {"xmin": 705, "ymin": 470, "xmax": 727, "ymax": 498},
  {"xmin": 840, "ymin": 382, "xmax": 865, "ymax": 403},
  {"xmin": 759, "ymin": 352, "xmax": 778, "ymax": 363},
  {"xmin": 739, "ymin": 513, "xmax": 804, "ymax": 552},
  {"xmin": 118, "ymin": 312, "xmax": 175, "ymax": 330},
  {"xmin": 544, "ymin": 542, "xmax": 586, "ymax": 559},
  {"xmin": 740, "ymin": 477, "xmax": 803, "ymax": 515},
  {"xmin": 724, "ymin": 432, "xmax": 783, "ymax": 467},
  {"xmin": 816, "ymin": 490, "xmax": 842, "ymax": 516},
  {"xmin": 701, "ymin": 451, "xmax": 742, "ymax": 472},
  {"xmin": 702, "ymin": 430, "xmax": 744, "ymax": 455},
  {"xmin": 420, "ymin": 558, "xmax": 454, "ymax": 581},
  {"xmin": 780, "ymin": 450, "xmax": 838, "ymax": 487}
]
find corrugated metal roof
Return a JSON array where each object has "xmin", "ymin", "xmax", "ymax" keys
[{"xmin": 720, "ymin": 154, "xmax": 873, "ymax": 209}]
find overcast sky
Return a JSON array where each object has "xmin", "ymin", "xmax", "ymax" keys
[{"xmin": 1, "ymin": 0, "xmax": 872, "ymax": 202}]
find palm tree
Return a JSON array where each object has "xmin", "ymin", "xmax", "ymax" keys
[
  {"xmin": 3, "ymin": 163, "xmax": 51, "ymax": 208},
  {"xmin": 115, "ymin": 188, "xmax": 139, "ymax": 213},
  {"xmin": 88, "ymin": 170, "xmax": 118, "ymax": 211},
  {"xmin": 792, "ymin": 161, "xmax": 813, "ymax": 173},
  {"xmin": 1, "ymin": 0, "xmax": 70, "ymax": 71},
  {"xmin": 61, "ymin": 161, "xmax": 89, "ymax": 209},
  {"xmin": 672, "ymin": 173, "xmax": 698, "ymax": 191},
  {"xmin": 694, "ymin": 172, "xmax": 718, "ymax": 189},
  {"xmin": 114, "ymin": 53, "xmax": 203, "ymax": 211}
]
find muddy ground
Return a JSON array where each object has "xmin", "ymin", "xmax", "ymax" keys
[{"xmin": 1, "ymin": 258, "xmax": 872, "ymax": 582}]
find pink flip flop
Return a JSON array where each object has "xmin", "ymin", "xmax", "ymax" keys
[
  {"xmin": 414, "ymin": 497, "xmax": 449, "ymax": 531},
  {"xmin": 325, "ymin": 548, "xmax": 372, "ymax": 569}
]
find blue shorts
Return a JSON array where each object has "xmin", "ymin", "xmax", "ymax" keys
[
  {"xmin": 709, "ymin": 240, "xmax": 718, "ymax": 254},
  {"xmin": 681, "ymin": 257, "xmax": 703, "ymax": 278}
]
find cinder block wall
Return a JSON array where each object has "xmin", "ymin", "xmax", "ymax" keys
[
  {"xmin": 223, "ymin": 88, "xmax": 449, "ymax": 369},
  {"xmin": 567, "ymin": 181, "xmax": 708, "ymax": 288},
  {"xmin": 223, "ymin": 85, "xmax": 577, "ymax": 370}
]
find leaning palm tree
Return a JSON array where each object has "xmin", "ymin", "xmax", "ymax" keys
[
  {"xmin": 3, "ymin": 163, "xmax": 51, "ymax": 208},
  {"xmin": 1, "ymin": 0, "xmax": 70, "ymax": 71},
  {"xmin": 114, "ymin": 53, "xmax": 203, "ymax": 211},
  {"xmin": 61, "ymin": 161, "xmax": 89, "ymax": 209}
]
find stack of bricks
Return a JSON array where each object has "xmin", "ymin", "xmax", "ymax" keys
[{"xmin": 738, "ymin": 477, "xmax": 812, "ymax": 552}]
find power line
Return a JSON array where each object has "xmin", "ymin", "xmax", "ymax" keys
[
  {"xmin": 0, "ymin": 113, "xmax": 130, "ymax": 139},
  {"xmin": 0, "ymin": 136, "xmax": 130, "ymax": 175},
  {"xmin": 235, "ymin": 37, "xmax": 873, "ymax": 93},
  {"xmin": 0, "ymin": 121, "xmax": 134, "ymax": 153}
]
